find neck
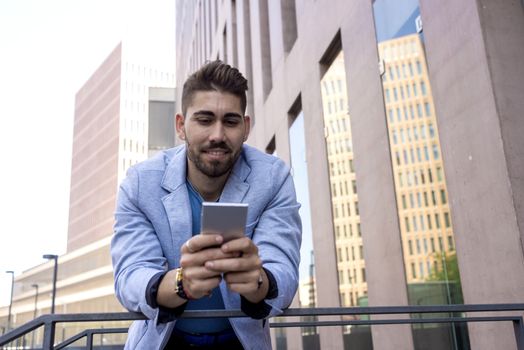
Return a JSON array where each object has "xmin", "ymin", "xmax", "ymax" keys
[{"xmin": 186, "ymin": 162, "xmax": 230, "ymax": 202}]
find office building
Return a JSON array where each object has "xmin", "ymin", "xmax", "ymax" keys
[
  {"xmin": 176, "ymin": 0, "xmax": 524, "ymax": 349},
  {"xmin": 0, "ymin": 42, "xmax": 175, "ymax": 346},
  {"xmin": 68, "ymin": 43, "xmax": 175, "ymax": 252}
]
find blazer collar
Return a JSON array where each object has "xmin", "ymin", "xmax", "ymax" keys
[
  {"xmin": 161, "ymin": 145, "xmax": 187, "ymax": 193},
  {"xmin": 220, "ymin": 148, "xmax": 251, "ymax": 203},
  {"xmin": 161, "ymin": 144, "xmax": 251, "ymax": 202}
]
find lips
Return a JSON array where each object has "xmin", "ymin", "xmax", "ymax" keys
[{"xmin": 202, "ymin": 148, "xmax": 230, "ymax": 160}]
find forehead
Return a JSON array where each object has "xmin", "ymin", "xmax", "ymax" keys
[{"xmin": 187, "ymin": 90, "xmax": 243, "ymax": 114}]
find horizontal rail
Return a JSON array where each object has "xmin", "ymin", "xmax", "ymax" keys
[
  {"xmin": 54, "ymin": 328, "xmax": 128, "ymax": 350},
  {"xmin": 25, "ymin": 317, "xmax": 523, "ymax": 349},
  {"xmin": 1, "ymin": 304, "xmax": 524, "ymax": 348},
  {"xmin": 270, "ymin": 315, "xmax": 522, "ymax": 328}
]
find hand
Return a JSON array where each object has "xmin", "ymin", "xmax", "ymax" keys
[
  {"xmin": 204, "ymin": 237, "xmax": 268, "ymax": 303},
  {"xmin": 156, "ymin": 234, "xmax": 238, "ymax": 307},
  {"xmin": 179, "ymin": 234, "xmax": 240, "ymax": 299}
]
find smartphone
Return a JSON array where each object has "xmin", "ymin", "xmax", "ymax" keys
[{"xmin": 201, "ymin": 202, "xmax": 249, "ymax": 242}]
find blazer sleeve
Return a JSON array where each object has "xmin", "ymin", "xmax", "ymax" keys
[
  {"xmin": 111, "ymin": 167, "xmax": 167, "ymax": 321},
  {"xmin": 252, "ymin": 159, "xmax": 302, "ymax": 316}
]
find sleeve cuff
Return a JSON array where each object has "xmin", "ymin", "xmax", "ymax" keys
[
  {"xmin": 145, "ymin": 271, "xmax": 188, "ymax": 324},
  {"xmin": 145, "ymin": 271, "xmax": 165, "ymax": 308},
  {"xmin": 240, "ymin": 267, "xmax": 279, "ymax": 319},
  {"xmin": 264, "ymin": 267, "xmax": 278, "ymax": 300}
]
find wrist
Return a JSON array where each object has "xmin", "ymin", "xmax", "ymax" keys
[
  {"xmin": 174, "ymin": 267, "xmax": 195, "ymax": 300},
  {"xmin": 243, "ymin": 269, "xmax": 269, "ymax": 303},
  {"xmin": 156, "ymin": 269, "xmax": 189, "ymax": 308}
]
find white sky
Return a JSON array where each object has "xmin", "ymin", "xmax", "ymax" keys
[{"xmin": 0, "ymin": 0, "xmax": 175, "ymax": 307}]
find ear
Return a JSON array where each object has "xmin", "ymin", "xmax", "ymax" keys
[
  {"xmin": 176, "ymin": 114, "xmax": 186, "ymax": 140},
  {"xmin": 243, "ymin": 115, "xmax": 251, "ymax": 141}
]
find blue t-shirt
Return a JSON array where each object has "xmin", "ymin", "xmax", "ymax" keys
[{"xmin": 174, "ymin": 181, "xmax": 232, "ymax": 334}]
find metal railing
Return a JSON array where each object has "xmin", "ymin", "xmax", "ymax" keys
[{"xmin": 1, "ymin": 303, "xmax": 523, "ymax": 349}]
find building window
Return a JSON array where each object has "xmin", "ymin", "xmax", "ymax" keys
[
  {"xmin": 433, "ymin": 144, "xmax": 439, "ymax": 160},
  {"xmin": 440, "ymin": 189, "xmax": 447, "ymax": 204},
  {"xmin": 424, "ymin": 102, "xmax": 431, "ymax": 116},
  {"xmin": 373, "ymin": 5, "xmax": 464, "ymax": 344},
  {"xmin": 448, "ymin": 236, "xmax": 454, "ymax": 250},
  {"xmin": 444, "ymin": 212, "xmax": 451, "ymax": 228},
  {"xmin": 435, "ymin": 213, "xmax": 441, "ymax": 229}
]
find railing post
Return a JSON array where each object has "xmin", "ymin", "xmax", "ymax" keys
[
  {"xmin": 513, "ymin": 317, "xmax": 524, "ymax": 350},
  {"xmin": 86, "ymin": 330, "xmax": 94, "ymax": 350},
  {"xmin": 42, "ymin": 320, "xmax": 56, "ymax": 350}
]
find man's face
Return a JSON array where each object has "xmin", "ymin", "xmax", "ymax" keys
[{"xmin": 176, "ymin": 90, "xmax": 250, "ymax": 178}]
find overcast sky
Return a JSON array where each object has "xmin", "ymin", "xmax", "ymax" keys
[{"xmin": 0, "ymin": 0, "xmax": 175, "ymax": 307}]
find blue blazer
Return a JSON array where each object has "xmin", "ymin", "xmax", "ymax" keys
[{"xmin": 111, "ymin": 144, "xmax": 302, "ymax": 349}]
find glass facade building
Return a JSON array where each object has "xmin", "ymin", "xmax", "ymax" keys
[{"xmin": 176, "ymin": 0, "xmax": 524, "ymax": 349}]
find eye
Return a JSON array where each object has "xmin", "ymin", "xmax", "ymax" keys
[
  {"xmin": 223, "ymin": 118, "xmax": 241, "ymax": 127},
  {"xmin": 195, "ymin": 117, "xmax": 212, "ymax": 125}
]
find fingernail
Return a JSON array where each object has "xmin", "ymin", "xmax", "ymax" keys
[
  {"xmin": 216, "ymin": 235, "xmax": 223, "ymax": 243},
  {"xmin": 206, "ymin": 261, "xmax": 214, "ymax": 268}
]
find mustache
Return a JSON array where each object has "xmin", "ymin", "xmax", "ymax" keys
[{"xmin": 202, "ymin": 141, "xmax": 231, "ymax": 152}]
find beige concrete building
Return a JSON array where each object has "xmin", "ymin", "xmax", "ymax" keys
[
  {"xmin": 0, "ymin": 42, "xmax": 175, "ymax": 347},
  {"xmin": 176, "ymin": 0, "xmax": 524, "ymax": 349},
  {"xmin": 68, "ymin": 43, "xmax": 176, "ymax": 252}
]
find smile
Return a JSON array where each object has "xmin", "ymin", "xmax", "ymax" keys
[
  {"xmin": 206, "ymin": 150, "xmax": 227, "ymax": 155},
  {"xmin": 203, "ymin": 148, "xmax": 230, "ymax": 160}
]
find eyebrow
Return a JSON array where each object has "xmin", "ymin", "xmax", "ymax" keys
[
  {"xmin": 191, "ymin": 110, "xmax": 215, "ymax": 117},
  {"xmin": 191, "ymin": 110, "xmax": 243, "ymax": 119}
]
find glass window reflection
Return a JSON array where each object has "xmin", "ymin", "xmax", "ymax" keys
[
  {"xmin": 289, "ymin": 111, "xmax": 319, "ymax": 345},
  {"xmin": 320, "ymin": 50, "xmax": 372, "ymax": 347},
  {"xmin": 373, "ymin": 0, "xmax": 469, "ymax": 348}
]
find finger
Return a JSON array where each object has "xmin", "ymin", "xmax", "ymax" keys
[
  {"xmin": 185, "ymin": 240, "xmax": 195, "ymax": 254},
  {"xmin": 180, "ymin": 247, "xmax": 240, "ymax": 268},
  {"xmin": 181, "ymin": 234, "xmax": 224, "ymax": 254},
  {"xmin": 184, "ymin": 274, "xmax": 222, "ymax": 298},
  {"xmin": 226, "ymin": 281, "xmax": 259, "ymax": 295},
  {"xmin": 205, "ymin": 254, "xmax": 261, "ymax": 273},
  {"xmin": 221, "ymin": 237, "xmax": 258, "ymax": 254},
  {"xmin": 183, "ymin": 266, "xmax": 222, "ymax": 280},
  {"xmin": 223, "ymin": 270, "xmax": 260, "ymax": 284}
]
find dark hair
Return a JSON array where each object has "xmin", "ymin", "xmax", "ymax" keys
[{"xmin": 181, "ymin": 60, "xmax": 248, "ymax": 115}]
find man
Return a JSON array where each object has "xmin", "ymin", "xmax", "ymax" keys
[{"xmin": 111, "ymin": 60, "xmax": 302, "ymax": 349}]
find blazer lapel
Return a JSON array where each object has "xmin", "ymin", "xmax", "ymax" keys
[
  {"xmin": 220, "ymin": 150, "xmax": 251, "ymax": 203},
  {"xmin": 161, "ymin": 146, "xmax": 192, "ymax": 265}
]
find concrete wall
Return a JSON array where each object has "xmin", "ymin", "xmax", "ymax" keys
[
  {"xmin": 421, "ymin": 0, "xmax": 524, "ymax": 348},
  {"xmin": 176, "ymin": 0, "xmax": 524, "ymax": 348}
]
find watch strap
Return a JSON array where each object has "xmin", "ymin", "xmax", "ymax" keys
[{"xmin": 174, "ymin": 267, "xmax": 193, "ymax": 300}]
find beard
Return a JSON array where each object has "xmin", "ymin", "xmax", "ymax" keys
[{"xmin": 186, "ymin": 140, "xmax": 241, "ymax": 178}]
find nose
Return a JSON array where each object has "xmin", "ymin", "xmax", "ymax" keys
[{"xmin": 208, "ymin": 122, "xmax": 225, "ymax": 142}]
